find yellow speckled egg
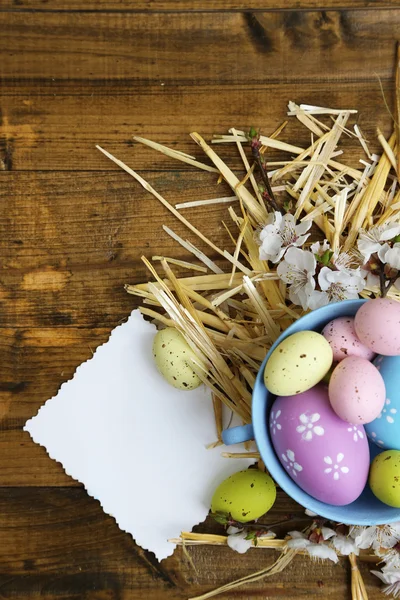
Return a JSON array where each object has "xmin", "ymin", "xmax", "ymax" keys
[
  {"xmin": 152, "ymin": 328, "xmax": 202, "ymax": 390},
  {"xmin": 369, "ymin": 450, "xmax": 400, "ymax": 507},
  {"xmin": 264, "ymin": 331, "xmax": 333, "ymax": 396},
  {"xmin": 211, "ymin": 469, "xmax": 276, "ymax": 522}
]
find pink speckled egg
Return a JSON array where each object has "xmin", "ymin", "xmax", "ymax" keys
[
  {"xmin": 322, "ymin": 316, "xmax": 375, "ymax": 363},
  {"xmin": 355, "ymin": 298, "xmax": 400, "ymax": 356},
  {"xmin": 328, "ymin": 356, "xmax": 385, "ymax": 424},
  {"xmin": 270, "ymin": 385, "xmax": 369, "ymax": 505}
]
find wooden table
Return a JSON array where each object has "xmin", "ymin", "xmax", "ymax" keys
[{"xmin": 1, "ymin": 2, "xmax": 400, "ymax": 598}]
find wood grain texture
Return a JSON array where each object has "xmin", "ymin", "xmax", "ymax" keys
[
  {"xmin": 0, "ymin": 82, "xmax": 395, "ymax": 172},
  {"xmin": 2, "ymin": 0, "xmax": 400, "ymax": 11},
  {"xmin": 0, "ymin": 487, "xmax": 379, "ymax": 599},
  {"xmin": 0, "ymin": 11, "xmax": 399, "ymax": 84},
  {"xmin": 0, "ymin": 4, "xmax": 393, "ymax": 598}
]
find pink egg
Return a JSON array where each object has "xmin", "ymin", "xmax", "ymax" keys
[
  {"xmin": 322, "ymin": 316, "xmax": 375, "ymax": 363},
  {"xmin": 355, "ymin": 298, "xmax": 400, "ymax": 356},
  {"xmin": 270, "ymin": 385, "xmax": 369, "ymax": 505},
  {"xmin": 328, "ymin": 356, "xmax": 385, "ymax": 424}
]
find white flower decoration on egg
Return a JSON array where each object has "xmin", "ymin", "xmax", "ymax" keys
[
  {"xmin": 270, "ymin": 410, "xmax": 282, "ymax": 435},
  {"xmin": 324, "ymin": 453, "xmax": 349, "ymax": 481},
  {"xmin": 377, "ymin": 399, "xmax": 397, "ymax": 424},
  {"xmin": 370, "ymin": 432, "xmax": 385, "ymax": 447},
  {"xmin": 281, "ymin": 449, "xmax": 303, "ymax": 477},
  {"xmin": 296, "ymin": 412, "xmax": 324, "ymax": 441},
  {"xmin": 347, "ymin": 425, "xmax": 364, "ymax": 442}
]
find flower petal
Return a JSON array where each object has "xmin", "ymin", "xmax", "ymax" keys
[
  {"xmin": 299, "ymin": 413, "xmax": 309, "ymax": 424},
  {"xmin": 321, "ymin": 527, "xmax": 336, "ymax": 540},
  {"xmin": 287, "ymin": 449, "xmax": 295, "ymax": 461},
  {"xmin": 227, "ymin": 532, "xmax": 253, "ymax": 554},
  {"xmin": 306, "ymin": 543, "xmax": 339, "ymax": 563},
  {"xmin": 324, "ymin": 456, "xmax": 333, "ymax": 465},
  {"xmin": 307, "ymin": 290, "xmax": 329, "ymax": 310},
  {"xmin": 314, "ymin": 426, "xmax": 324, "ymax": 436}
]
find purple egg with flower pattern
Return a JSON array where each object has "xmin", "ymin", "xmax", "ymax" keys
[{"xmin": 270, "ymin": 384, "xmax": 370, "ymax": 506}]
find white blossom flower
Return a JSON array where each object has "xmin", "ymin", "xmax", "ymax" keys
[
  {"xmin": 311, "ymin": 240, "xmax": 330, "ymax": 256},
  {"xmin": 277, "ymin": 247, "xmax": 316, "ymax": 310},
  {"xmin": 286, "ymin": 531, "xmax": 338, "ymax": 563},
  {"xmin": 350, "ymin": 523, "xmax": 400, "ymax": 550},
  {"xmin": 308, "ymin": 267, "xmax": 365, "ymax": 309},
  {"xmin": 296, "ymin": 413, "xmax": 324, "ymax": 441},
  {"xmin": 323, "ymin": 453, "xmax": 349, "ymax": 480},
  {"xmin": 358, "ymin": 224, "xmax": 400, "ymax": 263},
  {"xmin": 347, "ymin": 425, "xmax": 364, "ymax": 442},
  {"xmin": 331, "ymin": 534, "xmax": 360, "ymax": 556},
  {"xmin": 281, "ymin": 449, "xmax": 303, "ymax": 477},
  {"xmin": 371, "ymin": 567, "xmax": 400, "ymax": 598},
  {"xmin": 380, "ymin": 550, "xmax": 400, "ymax": 570},
  {"xmin": 270, "ymin": 410, "xmax": 282, "ymax": 435},
  {"xmin": 378, "ymin": 242, "xmax": 400, "ymax": 270},
  {"xmin": 259, "ymin": 212, "xmax": 311, "ymax": 263},
  {"xmin": 226, "ymin": 526, "xmax": 253, "ymax": 554}
]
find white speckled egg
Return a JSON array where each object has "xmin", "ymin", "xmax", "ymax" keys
[
  {"xmin": 355, "ymin": 298, "xmax": 400, "ymax": 356},
  {"xmin": 322, "ymin": 316, "xmax": 375, "ymax": 363},
  {"xmin": 365, "ymin": 354, "xmax": 400, "ymax": 450},
  {"xmin": 328, "ymin": 356, "xmax": 385, "ymax": 424},
  {"xmin": 270, "ymin": 385, "xmax": 370, "ymax": 505},
  {"xmin": 264, "ymin": 331, "xmax": 333, "ymax": 396},
  {"xmin": 152, "ymin": 328, "xmax": 202, "ymax": 390}
]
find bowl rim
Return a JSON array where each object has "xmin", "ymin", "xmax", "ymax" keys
[{"xmin": 252, "ymin": 298, "xmax": 400, "ymax": 525}]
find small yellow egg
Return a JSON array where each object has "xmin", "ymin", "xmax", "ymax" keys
[
  {"xmin": 211, "ymin": 469, "xmax": 276, "ymax": 523},
  {"xmin": 369, "ymin": 450, "xmax": 400, "ymax": 507},
  {"xmin": 152, "ymin": 328, "xmax": 202, "ymax": 391},
  {"xmin": 264, "ymin": 331, "xmax": 333, "ymax": 396}
]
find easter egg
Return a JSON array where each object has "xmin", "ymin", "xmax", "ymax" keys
[
  {"xmin": 270, "ymin": 385, "xmax": 370, "ymax": 505},
  {"xmin": 322, "ymin": 316, "xmax": 375, "ymax": 363},
  {"xmin": 365, "ymin": 355, "xmax": 400, "ymax": 450},
  {"xmin": 369, "ymin": 450, "xmax": 400, "ymax": 507},
  {"xmin": 329, "ymin": 356, "xmax": 386, "ymax": 423},
  {"xmin": 355, "ymin": 298, "xmax": 400, "ymax": 356},
  {"xmin": 152, "ymin": 328, "xmax": 202, "ymax": 390},
  {"xmin": 328, "ymin": 356, "xmax": 385, "ymax": 424},
  {"xmin": 264, "ymin": 331, "xmax": 333, "ymax": 396},
  {"xmin": 211, "ymin": 470, "xmax": 276, "ymax": 522}
]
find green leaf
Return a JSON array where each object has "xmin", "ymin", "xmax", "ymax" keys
[
  {"xmin": 393, "ymin": 235, "xmax": 400, "ymax": 243},
  {"xmin": 248, "ymin": 126, "xmax": 258, "ymax": 139},
  {"xmin": 316, "ymin": 250, "xmax": 334, "ymax": 266},
  {"xmin": 210, "ymin": 511, "xmax": 230, "ymax": 525}
]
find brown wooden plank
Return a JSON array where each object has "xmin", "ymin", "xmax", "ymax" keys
[
  {"xmin": 0, "ymin": 11, "xmax": 398, "ymax": 84},
  {"xmin": 0, "ymin": 487, "xmax": 384, "ymax": 599},
  {"xmin": 0, "ymin": 170, "xmax": 233, "ymax": 486},
  {"xmin": 2, "ymin": 1, "xmax": 399, "ymax": 11},
  {"xmin": 0, "ymin": 81, "xmax": 395, "ymax": 171}
]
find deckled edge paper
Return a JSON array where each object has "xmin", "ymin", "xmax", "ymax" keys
[{"xmin": 24, "ymin": 310, "xmax": 255, "ymax": 560}]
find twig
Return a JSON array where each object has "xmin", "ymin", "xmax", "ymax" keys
[{"xmin": 250, "ymin": 134, "xmax": 280, "ymax": 211}]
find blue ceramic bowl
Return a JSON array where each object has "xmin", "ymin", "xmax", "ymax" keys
[{"xmin": 223, "ymin": 299, "xmax": 400, "ymax": 525}]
